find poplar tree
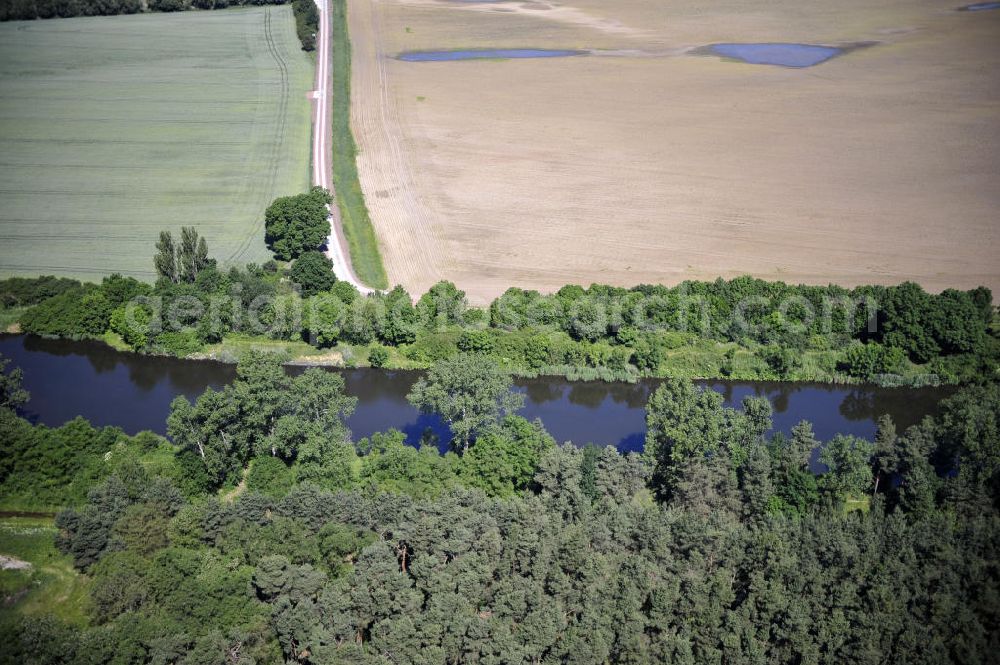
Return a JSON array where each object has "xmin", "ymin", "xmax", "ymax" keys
[{"xmin": 154, "ymin": 231, "xmax": 178, "ymax": 283}]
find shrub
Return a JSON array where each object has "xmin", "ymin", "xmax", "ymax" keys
[
  {"xmin": 760, "ymin": 345, "xmax": 800, "ymax": 378},
  {"xmin": 631, "ymin": 337, "xmax": 664, "ymax": 372},
  {"xmin": 292, "ymin": 0, "xmax": 318, "ymax": 50},
  {"xmin": 368, "ymin": 345, "xmax": 389, "ymax": 368},
  {"xmin": 246, "ymin": 456, "xmax": 295, "ymax": 499},
  {"xmin": 840, "ymin": 342, "xmax": 905, "ymax": 381},
  {"xmin": 404, "ymin": 332, "xmax": 460, "ymax": 363},
  {"xmin": 457, "ymin": 329, "xmax": 495, "ymax": 354},
  {"xmin": 110, "ymin": 305, "xmax": 152, "ymax": 351},
  {"xmin": 153, "ymin": 330, "xmax": 204, "ymax": 357}
]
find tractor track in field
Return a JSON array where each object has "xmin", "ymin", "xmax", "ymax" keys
[{"xmin": 226, "ymin": 7, "xmax": 290, "ymax": 265}]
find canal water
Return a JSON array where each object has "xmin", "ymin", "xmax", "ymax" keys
[{"xmin": 0, "ymin": 335, "xmax": 952, "ymax": 461}]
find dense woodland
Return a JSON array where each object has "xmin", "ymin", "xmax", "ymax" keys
[
  {"xmin": 2, "ymin": 217, "xmax": 996, "ymax": 385},
  {"xmin": 0, "ymin": 0, "xmax": 319, "ymax": 51},
  {"xmin": 0, "ymin": 347, "xmax": 998, "ymax": 664}
]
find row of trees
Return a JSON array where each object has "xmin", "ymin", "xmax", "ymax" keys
[
  {"xmin": 208, "ymin": 192, "xmax": 999, "ymax": 380},
  {"xmin": 3, "ymin": 218, "xmax": 997, "ymax": 384},
  {"xmin": 154, "ymin": 227, "xmax": 212, "ymax": 284},
  {"xmin": 0, "ymin": 0, "xmax": 140, "ymax": 21},
  {"xmin": 1, "ymin": 0, "xmax": 316, "ymax": 53},
  {"xmin": 1, "ymin": 350, "xmax": 998, "ymax": 663},
  {"xmin": 7, "ymin": 273, "xmax": 997, "ymax": 385},
  {"xmin": 489, "ymin": 279, "xmax": 993, "ymax": 359}
]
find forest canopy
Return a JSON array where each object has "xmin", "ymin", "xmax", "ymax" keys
[{"xmin": 1, "ymin": 351, "xmax": 998, "ymax": 664}]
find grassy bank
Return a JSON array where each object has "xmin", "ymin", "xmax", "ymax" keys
[
  {"xmin": 187, "ymin": 330, "xmax": 942, "ymax": 388},
  {"xmin": 329, "ymin": 0, "xmax": 389, "ymax": 289},
  {"xmin": 0, "ymin": 306, "xmax": 25, "ymax": 332},
  {"xmin": 0, "ymin": 517, "xmax": 90, "ymax": 628},
  {"xmin": 199, "ymin": 333, "xmax": 337, "ymax": 364}
]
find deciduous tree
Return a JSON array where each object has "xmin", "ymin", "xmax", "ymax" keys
[
  {"xmin": 264, "ymin": 188, "xmax": 332, "ymax": 261},
  {"xmin": 407, "ymin": 354, "xmax": 524, "ymax": 452},
  {"xmin": 289, "ymin": 250, "xmax": 337, "ymax": 297}
]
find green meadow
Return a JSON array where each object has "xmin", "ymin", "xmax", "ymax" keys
[
  {"xmin": 0, "ymin": 7, "xmax": 312, "ymax": 281},
  {"xmin": 0, "ymin": 517, "xmax": 90, "ymax": 628}
]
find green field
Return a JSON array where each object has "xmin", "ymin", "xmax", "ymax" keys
[{"xmin": 0, "ymin": 7, "xmax": 313, "ymax": 281}]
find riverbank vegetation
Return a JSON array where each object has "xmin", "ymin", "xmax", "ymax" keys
[
  {"xmin": 3, "ymin": 234, "xmax": 997, "ymax": 385},
  {"xmin": 0, "ymin": 350, "xmax": 998, "ymax": 663}
]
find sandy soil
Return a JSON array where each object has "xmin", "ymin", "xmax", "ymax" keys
[
  {"xmin": 348, "ymin": 0, "xmax": 1000, "ymax": 304},
  {"xmin": 0, "ymin": 554, "xmax": 32, "ymax": 571}
]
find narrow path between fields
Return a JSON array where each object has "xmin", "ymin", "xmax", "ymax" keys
[{"xmin": 312, "ymin": 0, "xmax": 375, "ymax": 294}]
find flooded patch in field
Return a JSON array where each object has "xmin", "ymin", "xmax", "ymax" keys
[
  {"xmin": 398, "ymin": 48, "xmax": 586, "ymax": 62},
  {"xmin": 702, "ymin": 43, "xmax": 844, "ymax": 68},
  {"xmin": 958, "ymin": 1, "xmax": 1000, "ymax": 10}
]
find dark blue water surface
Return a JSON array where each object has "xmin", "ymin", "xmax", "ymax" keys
[
  {"xmin": 960, "ymin": 1, "xmax": 1000, "ymax": 9},
  {"xmin": 708, "ymin": 43, "xmax": 843, "ymax": 67},
  {"xmin": 398, "ymin": 49, "xmax": 585, "ymax": 62},
  {"xmin": 0, "ymin": 335, "xmax": 953, "ymax": 468}
]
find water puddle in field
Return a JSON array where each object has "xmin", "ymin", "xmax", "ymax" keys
[
  {"xmin": 702, "ymin": 43, "xmax": 844, "ymax": 68},
  {"xmin": 398, "ymin": 48, "xmax": 586, "ymax": 61},
  {"xmin": 958, "ymin": 1, "xmax": 1000, "ymax": 9}
]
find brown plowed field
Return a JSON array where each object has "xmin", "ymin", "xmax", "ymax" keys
[{"xmin": 348, "ymin": 0, "xmax": 1000, "ymax": 304}]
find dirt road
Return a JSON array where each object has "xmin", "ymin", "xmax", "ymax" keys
[{"xmin": 312, "ymin": 0, "xmax": 374, "ymax": 294}]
